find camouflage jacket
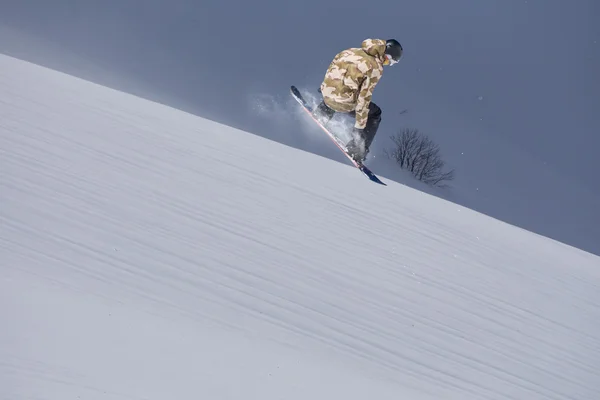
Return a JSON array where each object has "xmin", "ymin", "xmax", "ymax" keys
[{"xmin": 320, "ymin": 39, "xmax": 386, "ymax": 129}]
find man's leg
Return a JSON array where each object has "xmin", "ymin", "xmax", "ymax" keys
[
  {"xmin": 362, "ymin": 102, "xmax": 382, "ymax": 151},
  {"xmin": 346, "ymin": 102, "xmax": 382, "ymax": 162}
]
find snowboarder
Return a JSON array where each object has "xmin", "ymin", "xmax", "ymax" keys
[{"xmin": 314, "ymin": 38, "xmax": 403, "ymax": 163}]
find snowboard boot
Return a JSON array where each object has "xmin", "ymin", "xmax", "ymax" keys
[
  {"xmin": 345, "ymin": 139, "xmax": 367, "ymax": 164},
  {"xmin": 313, "ymin": 100, "xmax": 335, "ymax": 126}
]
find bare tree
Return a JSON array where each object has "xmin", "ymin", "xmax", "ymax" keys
[{"xmin": 384, "ymin": 128, "xmax": 455, "ymax": 187}]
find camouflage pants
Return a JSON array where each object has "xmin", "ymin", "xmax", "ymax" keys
[{"xmin": 315, "ymin": 100, "xmax": 382, "ymax": 150}]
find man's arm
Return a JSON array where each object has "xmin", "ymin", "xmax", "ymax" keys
[{"xmin": 354, "ymin": 67, "xmax": 382, "ymax": 129}]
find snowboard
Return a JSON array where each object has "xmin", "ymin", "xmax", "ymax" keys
[{"xmin": 290, "ymin": 85, "xmax": 386, "ymax": 186}]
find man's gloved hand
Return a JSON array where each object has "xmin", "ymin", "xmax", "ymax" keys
[{"xmin": 352, "ymin": 127, "xmax": 365, "ymax": 139}]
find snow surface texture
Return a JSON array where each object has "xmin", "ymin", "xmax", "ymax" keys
[{"xmin": 2, "ymin": 54, "xmax": 600, "ymax": 400}]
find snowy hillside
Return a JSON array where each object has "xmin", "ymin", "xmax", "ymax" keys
[
  {"xmin": 2, "ymin": 54, "xmax": 599, "ymax": 400},
  {"xmin": 2, "ymin": 2, "xmax": 598, "ymax": 258}
]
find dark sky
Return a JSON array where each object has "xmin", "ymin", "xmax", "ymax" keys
[{"xmin": 1, "ymin": 0, "xmax": 599, "ymax": 253}]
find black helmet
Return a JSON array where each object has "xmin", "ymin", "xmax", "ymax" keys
[{"xmin": 385, "ymin": 39, "xmax": 403, "ymax": 63}]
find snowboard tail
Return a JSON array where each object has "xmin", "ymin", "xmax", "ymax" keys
[{"xmin": 290, "ymin": 86, "xmax": 386, "ymax": 186}]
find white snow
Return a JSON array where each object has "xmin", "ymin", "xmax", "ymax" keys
[{"xmin": 1, "ymin": 54, "xmax": 599, "ymax": 400}]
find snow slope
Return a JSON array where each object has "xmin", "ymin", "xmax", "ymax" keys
[
  {"xmin": 2, "ymin": 2, "xmax": 599, "ymax": 259},
  {"xmin": 1, "ymin": 54, "xmax": 599, "ymax": 400}
]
